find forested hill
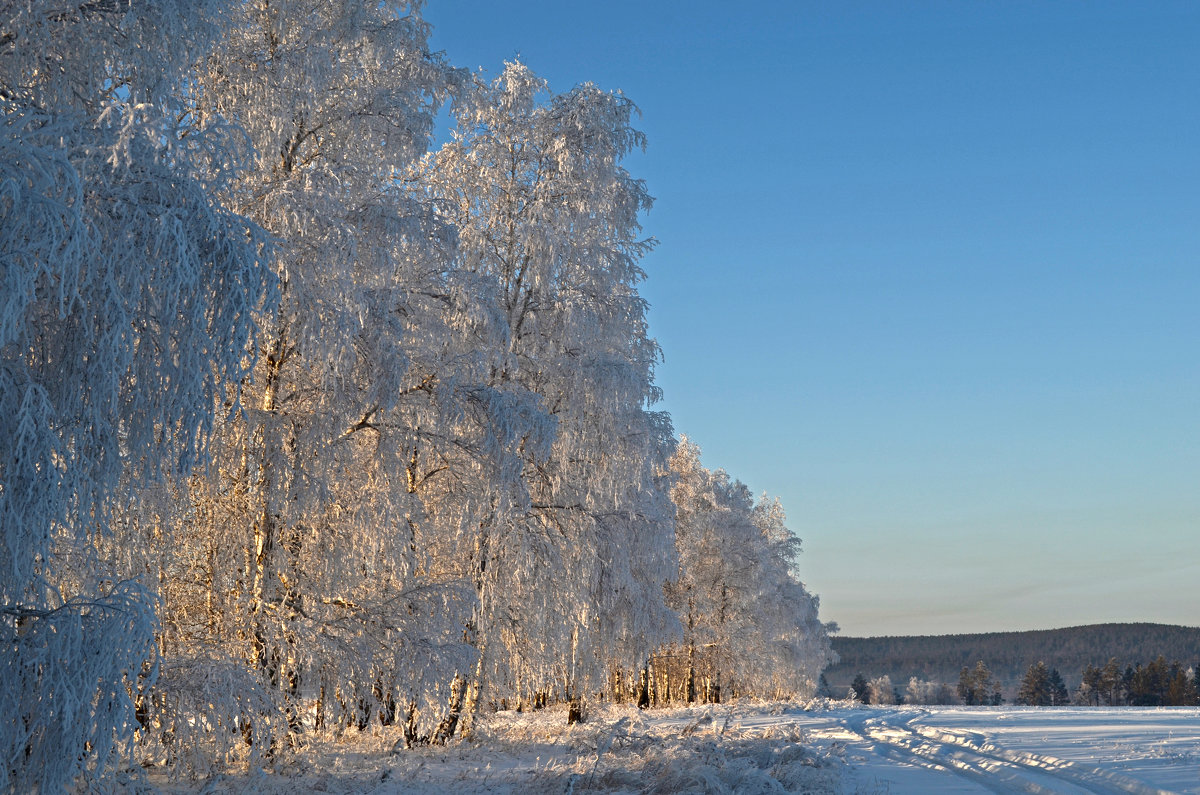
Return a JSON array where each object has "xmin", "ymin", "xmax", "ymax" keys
[{"xmin": 826, "ymin": 623, "xmax": 1200, "ymax": 692}]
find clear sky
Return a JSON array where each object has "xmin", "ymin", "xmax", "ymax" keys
[{"xmin": 425, "ymin": 1, "xmax": 1200, "ymax": 637}]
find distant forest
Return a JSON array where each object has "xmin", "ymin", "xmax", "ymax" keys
[{"xmin": 825, "ymin": 623, "xmax": 1200, "ymax": 695}]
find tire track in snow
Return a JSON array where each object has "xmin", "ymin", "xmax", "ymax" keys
[
  {"xmin": 841, "ymin": 711, "xmax": 1071, "ymax": 794},
  {"xmin": 840, "ymin": 710, "xmax": 1176, "ymax": 795}
]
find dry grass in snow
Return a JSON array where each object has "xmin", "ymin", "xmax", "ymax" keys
[{"xmin": 149, "ymin": 701, "xmax": 843, "ymax": 794}]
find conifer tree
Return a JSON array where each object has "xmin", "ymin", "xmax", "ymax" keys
[
  {"xmin": 1047, "ymin": 667, "xmax": 1069, "ymax": 706},
  {"xmin": 1017, "ymin": 661, "xmax": 1051, "ymax": 706},
  {"xmin": 1165, "ymin": 662, "xmax": 1198, "ymax": 706},
  {"xmin": 958, "ymin": 661, "xmax": 1003, "ymax": 705},
  {"xmin": 1100, "ymin": 657, "xmax": 1124, "ymax": 705},
  {"xmin": 851, "ymin": 673, "xmax": 870, "ymax": 703}
]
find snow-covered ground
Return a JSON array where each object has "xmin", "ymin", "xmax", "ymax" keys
[
  {"xmin": 163, "ymin": 702, "xmax": 1200, "ymax": 793},
  {"xmin": 803, "ymin": 705, "xmax": 1200, "ymax": 793}
]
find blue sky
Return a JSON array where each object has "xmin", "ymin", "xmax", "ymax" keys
[{"xmin": 425, "ymin": 2, "xmax": 1200, "ymax": 637}]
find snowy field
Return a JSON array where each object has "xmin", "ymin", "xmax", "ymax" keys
[
  {"xmin": 163, "ymin": 702, "xmax": 1200, "ymax": 794},
  {"xmin": 804, "ymin": 705, "xmax": 1200, "ymax": 794}
]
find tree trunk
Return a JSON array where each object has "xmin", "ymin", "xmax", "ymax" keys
[
  {"xmin": 431, "ymin": 674, "xmax": 466, "ymax": 744},
  {"xmin": 402, "ymin": 702, "xmax": 422, "ymax": 748},
  {"xmin": 686, "ymin": 595, "xmax": 697, "ymax": 703},
  {"xmin": 461, "ymin": 643, "xmax": 488, "ymax": 739},
  {"xmin": 249, "ymin": 322, "xmax": 300, "ymax": 752}
]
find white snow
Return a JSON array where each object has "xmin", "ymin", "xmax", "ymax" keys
[{"xmin": 157, "ymin": 702, "xmax": 1200, "ymax": 793}]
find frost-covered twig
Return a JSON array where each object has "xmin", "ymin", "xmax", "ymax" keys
[{"xmin": 583, "ymin": 715, "xmax": 630, "ymax": 790}]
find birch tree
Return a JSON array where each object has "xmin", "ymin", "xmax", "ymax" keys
[
  {"xmin": 111, "ymin": 0, "xmax": 497, "ymax": 758},
  {"xmin": 416, "ymin": 62, "xmax": 678, "ymax": 722},
  {"xmin": 1, "ymin": 1, "xmax": 274, "ymax": 789},
  {"xmin": 749, "ymin": 494, "xmax": 836, "ymax": 697},
  {"xmin": 667, "ymin": 438, "xmax": 833, "ymax": 702}
]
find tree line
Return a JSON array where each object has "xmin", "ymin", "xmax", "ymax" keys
[
  {"xmin": 826, "ymin": 623, "xmax": 1200, "ymax": 692},
  {"xmin": 839, "ymin": 655, "xmax": 1199, "ymax": 707},
  {"xmin": 1075, "ymin": 657, "xmax": 1199, "ymax": 707},
  {"xmin": 1, "ymin": 1, "xmax": 834, "ymax": 790}
]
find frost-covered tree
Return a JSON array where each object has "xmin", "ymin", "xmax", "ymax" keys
[
  {"xmin": 666, "ymin": 438, "xmax": 832, "ymax": 703},
  {"xmin": 117, "ymin": 0, "xmax": 489, "ymax": 757},
  {"xmin": 415, "ymin": 62, "xmax": 678, "ymax": 722},
  {"xmin": 1, "ymin": 1, "xmax": 274, "ymax": 789},
  {"xmin": 905, "ymin": 677, "xmax": 958, "ymax": 705},
  {"xmin": 867, "ymin": 675, "xmax": 896, "ymax": 706},
  {"xmin": 750, "ymin": 494, "xmax": 837, "ymax": 697}
]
